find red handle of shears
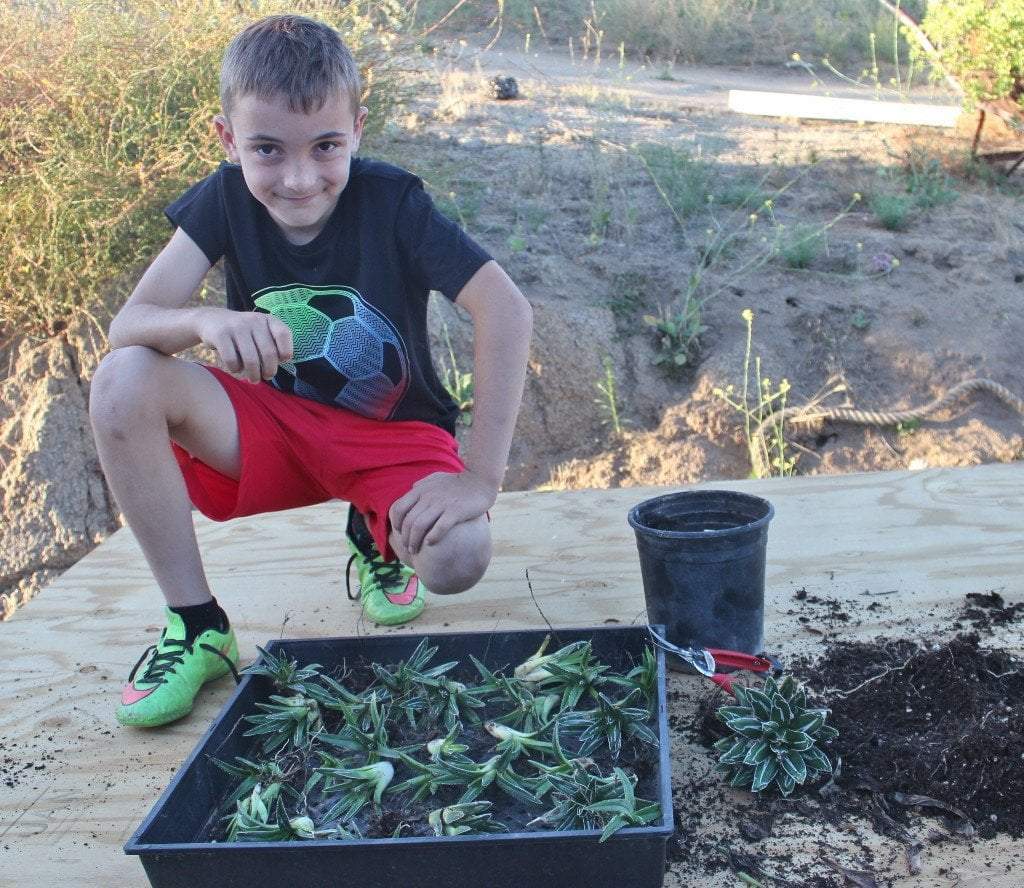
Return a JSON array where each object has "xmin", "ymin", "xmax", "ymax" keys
[
  {"xmin": 706, "ymin": 649, "xmax": 775, "ymax": 671},
  {"xmin": 705, "ymin": 648, "xmax": 774, "ymax": 697}
]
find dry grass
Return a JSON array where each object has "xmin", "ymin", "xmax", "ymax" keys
[
  {"xmin": 411, "ymin": 0, "xmax": 922, "ymax": 68},
  {"xmin": 0, "ymin": 0, "xmax": 404, "ymax": 337}
]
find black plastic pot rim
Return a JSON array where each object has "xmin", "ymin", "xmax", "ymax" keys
[{"xmin": 627, "ymin": 489, "xmax": 774, "ymax": 541}]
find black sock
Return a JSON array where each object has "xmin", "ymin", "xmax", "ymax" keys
[
  {"xmin": 170, "ymin": 597, "xmax": 229, "ymax": 644},
  {"xmin": 346, "ymin": 505, "xmax": 375, "ymax": 556}
]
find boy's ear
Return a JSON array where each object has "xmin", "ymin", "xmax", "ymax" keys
[
  {"xmin": 213, "ymin": 114, "xmax": 240, "ymax": 163},
  {"xmin": 352, "ymin": 105, "xmax": 369, "ymax": 152}
]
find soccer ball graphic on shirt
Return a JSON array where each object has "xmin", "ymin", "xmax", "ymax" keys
[{"xmin": 253, "ymin": 284, "xmax": 410, "ymax": 420}]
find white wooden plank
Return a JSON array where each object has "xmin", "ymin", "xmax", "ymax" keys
[
  {"xmin": 2, "ymin": 464, "xmax": 1022, "ymax": 885},
  {"xmin": 728, "ymin": 89, "xmax": 962, "ymax": 127}
]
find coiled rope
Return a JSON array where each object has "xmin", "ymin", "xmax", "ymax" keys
[{"xmin": 752, "ymin": 378, "xmax": 1024, "ymax": 478}]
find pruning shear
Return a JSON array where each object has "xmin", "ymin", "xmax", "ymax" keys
[{"xmin": 646, "ymin": 626, "xmax": 779, "ymax": 696}]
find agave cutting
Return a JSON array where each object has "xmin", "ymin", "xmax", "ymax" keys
[
  {"xmin": 210, "ymin": 756, "xmax": 297, "ymax": 807},
  {"xmin": 513, "ymin": 635, "xmax": 590, "ymax": 684},
  {"xmin": 527, "ymin": 763, "xmax": 661, "ymax": 843},
  {"xmin": 317, "ymin": 692, "xmax": 409, "ymax": 764},
  {"xmin": 514, "ymin": 636, "xmax": 610, "ymax": 710},
  {"xmin": 285, "ymin": 813, "xmax": 356, "ymax": 841},
  {"xmin": 605, "ymin": 645, "xmax": 659, "ymax": 711},
  {"xmin": 558, "ymin": 688, "xmax": 658, "ymax": 759},
  {"xmin": 471, "ymin": 655, "xmax": 558, "ymax": 733},
  {"xmin": 426, "ymin": 722, "xmax": 473, "ymax": 764},
  {"xmin": 222, "ymin": 783, "xmax": 292, "ymax": 842},
  {"xmin": 714, "ymin": 675, "xmax": 836, "ymax": 796},
  {"xmin": 370, "ymin": 637, "xmax": 459, "ymax": 703},
  {"xmin": 242, "ymin": 693, "xmax": 323, "ymax": 754},
  {"xmin": 317, "ymin": 759, "xmax": 395, "ymax": 824},
  {"xmin": 428, "ymin": 801, "xmax": 507, "ymax": 837},
  {"xmin": 242, "ymin": 646, "xmax": 323, "ymax": 695},
  {"xmin": 387, "ymin": 749, "xmax": 468, "ymax": 803},
  {"xmin": 445, "ymin": 752, "xmax": 541, "ymax": 807},
  {"xmin": 484, "ymin": 720, "xmax": 555, "ymax": 761},
  {"xmin": 418, "ymin": 678, "xmax": 489, "ymax": 732}
]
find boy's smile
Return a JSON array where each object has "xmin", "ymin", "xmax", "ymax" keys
[{"xmin": 215, "ymin": 93, "xmax": 367, "ymax": 245}]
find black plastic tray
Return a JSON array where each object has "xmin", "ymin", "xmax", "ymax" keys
[{"xmin": 124, "ymin": 625, "xmax": 673, "ymax": 888}]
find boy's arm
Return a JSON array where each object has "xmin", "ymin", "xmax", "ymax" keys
[
  {"xmin": 109, "ymin": 227, "xmax": 217, "ymax": 354},
  {"xmin": 390, "ymin": 260, "xmax": 533, "ymax": 555},
  {"xmin": 109, "ymin": 227, "xmax": 292, "ymax": 382}
]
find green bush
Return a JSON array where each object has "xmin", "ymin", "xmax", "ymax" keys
[
  {"xmin": 1, "ymin": 0, "xmax": 404, "ymax": 336},
  {"xmin": 778, "ymin": 223, "xmax": 826, "ymax": 269},
  {"xmin": 870, "ymin": 192, "xmax": 913, "ymax": 230},
  {"xmin": 919, "ymin": 0, "xmax": 1024, "ymax": 107},
  {"xmin": 636, "ymin": 143, "xmax": 714, "ymax": 220}
]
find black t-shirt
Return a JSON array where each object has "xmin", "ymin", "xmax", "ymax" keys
[{"xmin": 165, "ymin": 159, "xmax": 492, "ymax": 433}]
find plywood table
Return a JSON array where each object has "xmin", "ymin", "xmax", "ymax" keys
[{"xmin": 2, "ymin": 464, "xmax": 1022, "ymax": 886}]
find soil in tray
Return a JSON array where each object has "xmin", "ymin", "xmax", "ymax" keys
[{"xmin": 204, "ymin": 646, "xmax": 662, "ymax": 841}]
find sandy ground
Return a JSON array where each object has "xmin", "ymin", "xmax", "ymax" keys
[{"xmin": 380, "ymin": 37, "xmax": 1024, "ymax": 492}]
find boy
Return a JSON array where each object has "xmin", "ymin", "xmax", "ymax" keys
[{"xmin": 90, "ymin": 15, "xmax": 532, "ymax": 728}]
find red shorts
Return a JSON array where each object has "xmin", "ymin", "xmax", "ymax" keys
[{"xmin": 171, "ymin": 365, "xmax": 465, "ymax": 560}]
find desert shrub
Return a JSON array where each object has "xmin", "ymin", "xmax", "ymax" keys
[
  {"xmin": 409, "ymin": 0, "xmax": 920, "ymax": 68},
  {"xmin": 714, "ymin": 177, "xmax": 770, "ymax": 211},
  {"xmin": 777, "ymin": 223, "xmax": 826, "ymax": 269},
  {"xmin": 903, "ymin": 151, "xmax": 958, "ymax": 209},
  {"xmin": 636, "ymin": 143, "xmax": 714, "ymax": 220},
  {"xmin": 0, "ymin": 0, "xmax": 405, "ymax": 336},
  {"xmin": 870, "ymin": 193, "xmax": 913, "ymax": 230},
  {"xmin": 918, "ymin": 0, "xmax": 1024, "ymax": 108}
]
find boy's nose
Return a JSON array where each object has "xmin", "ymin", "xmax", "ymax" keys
[{"xmin": 281, "ymin": 164, "xmax": 317, "ymax": 194}]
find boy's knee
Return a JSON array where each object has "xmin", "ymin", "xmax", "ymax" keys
[
  {"xmin": 89, "ymin": 346, "xmax": 168, "ymax": 430},
  {"xmin": 416, "ymin": 519, "xmax": 491, "ymax": 595}
]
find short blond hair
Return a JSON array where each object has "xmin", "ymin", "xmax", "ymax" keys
[{"xmin": 220, "ymin": 15, "xmax": 361, "ymax": 117}]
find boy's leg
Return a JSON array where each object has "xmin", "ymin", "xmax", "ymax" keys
[
  {"xmin": 90, "ymin": 345, "xmax": 242, "ymax": 727},
  {"xmin": 387, "ymin": 510, "xmax": 491, "ymax": 596},
  {"xmin": 344, "ymin": 506, "xmax": 427, "ymax": 626},
  {"xmin": 329, "ymin": 418, "xmax": 490, "ymax": 619},
  {"xmin": 89, "ymin": 345, "xmax": 240, "ymax": 607}
]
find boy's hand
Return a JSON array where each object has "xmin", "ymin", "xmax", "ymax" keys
[
  {"xmin": 390, "ymin": 470, "xmax": 497, "ymax": 556},
  {"xmin": 196, "ymin": 308, "xmax": 293, "ymax": 383}
]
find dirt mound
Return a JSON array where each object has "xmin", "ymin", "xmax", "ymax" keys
[
  {"xmin": 796, "ymin": 634, "xmax": 1024, "ymax": 839},
  {"xmin": 665, "ymin": 594, "xmax": 1023, "ymax": 885}
]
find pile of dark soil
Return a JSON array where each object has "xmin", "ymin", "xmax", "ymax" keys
[
  {"xmin": 955, "ymin": 591, "xmax": 1024, "ymax": 632},
  {"xmin": 796, "ymin": 632, "xmax": 1024, "ymax": 839},
  {"xmin": 671, "ymin": 592, "xmax": 1023, "ymax": 885}
]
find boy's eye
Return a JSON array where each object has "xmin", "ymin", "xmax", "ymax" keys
[
  {"xmin": 317, "ymin": 141, "xmax": 342, "ymax": 153},
  {"xmin": 254, "ymin": 144, "xmax": 278, "ymax": 157}
]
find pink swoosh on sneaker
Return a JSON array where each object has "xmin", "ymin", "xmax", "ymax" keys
[
  {"xmin": 386, "ymin": 576, "xmax": 419, "ymax": 606},
  {"xmin": 121, "ymin": 683, "xmax": 156, "ymax": 705}
]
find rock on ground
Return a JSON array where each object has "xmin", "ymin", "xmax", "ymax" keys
[{"xmin": 0, "ymin": 324, "xmax": 119, "ymax": 620}]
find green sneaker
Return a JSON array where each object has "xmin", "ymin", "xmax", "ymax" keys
[
  {"xmin": 117, "ymin": 607, "xmax": 239, "ymax": 728},
  {"xmin": 346, "ymin": 509, "xmax": 425, "ymax": 626}
]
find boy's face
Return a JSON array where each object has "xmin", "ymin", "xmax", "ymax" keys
[{"xmin": 214, "ymin": 92, "xmax": 367, "ymax": 243}]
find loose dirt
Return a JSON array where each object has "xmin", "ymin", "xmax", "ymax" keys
[
  {"xmin": 392, "ymin": 38, "xmax": 1024, "ymax": 491},
  {"xmin": 665, "ymin": 592, "xmax": 1023, "ymax": 886}
]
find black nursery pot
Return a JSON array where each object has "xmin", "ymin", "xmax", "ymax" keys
[
  {"xmin": 124, "ymin": 626, "xmax": 673, "ymax": 888},
  {"xmin": 629, "ymin": 489, "xmax": 774, "ymax": 668}
]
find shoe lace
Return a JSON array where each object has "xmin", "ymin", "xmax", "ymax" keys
[
  {"xmin": 128, "ymin": 632, "xmax": 241, "ymax": 686},
  {"xmin": 346, "ymin": 550, "xmax": 405, "ymax": 602}
]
